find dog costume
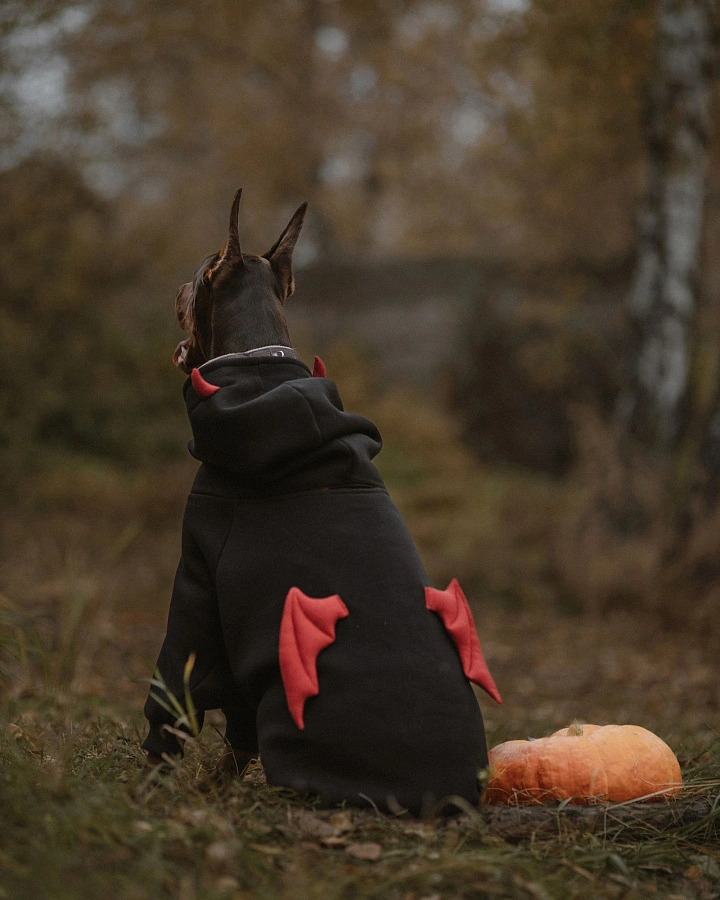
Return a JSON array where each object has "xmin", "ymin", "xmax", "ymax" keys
[{"xmin": 143, "ymin": 352, "xmax": 500, "ymax": 814}]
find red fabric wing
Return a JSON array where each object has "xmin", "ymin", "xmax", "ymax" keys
[
  {"xmin": 312, "ymin": 356, "xmax": 327, "ymax": 378},
  {"xmin": 279, "ymin": 587, "xmax": 349, "ymax": 729},
  {"xmin": 191, "ymin": 367, "xmax": 221, "ymax": 398},
  {"xmin": 425, "ymin": 579, "xmax": 502, "ymax": 704}
]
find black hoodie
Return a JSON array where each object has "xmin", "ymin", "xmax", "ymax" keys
[{"xmin": 143, "ymin": 354, "xmax": 497, "ymax": 815}]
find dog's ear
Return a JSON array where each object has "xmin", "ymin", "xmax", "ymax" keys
[
  {"xmin": 224, "ymin": 187, "xmax": 244, "ymax": 263},
  {"xmin": 264, "ymin": 202, "xmax": 308, "ymax": 303},
  {"xmin": 204, "ymin": 188, "xmax": 244, "ymax": 284}
]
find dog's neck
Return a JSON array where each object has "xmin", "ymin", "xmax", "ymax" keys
[{"xmin": 200, "ymin": 345, "xmax": 302, "ymax": 368}]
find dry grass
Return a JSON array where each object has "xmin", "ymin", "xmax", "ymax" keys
[
  {"xmin": 2, "ymin": 581, "xmax": 720, "ymax": 900},
  {"xmin": 551, "ymin": 405, "xmax": 720, "ymax": 649},
  {"xmin": 2, "ymin": 347, "xmax": 720, "ymax": 898}
]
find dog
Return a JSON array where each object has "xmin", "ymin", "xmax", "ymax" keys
[{"xmin": 143, "ymin": 189, "xmax": 501, "ymax": 815}]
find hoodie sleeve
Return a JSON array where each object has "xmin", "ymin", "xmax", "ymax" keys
[{"xmin": 142, "ymin": 501, "xmax": 243, "ymax": 759}]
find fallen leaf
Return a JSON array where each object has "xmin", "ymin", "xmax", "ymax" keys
[
  {"xmin": 175, "ymin": 807, "xmax": 208, "ymax": 826},
  {"xmin": 402, "ymin": 821, "xmax": 435, "ymax": 839},
  {"xmin": 293, "ymin": 810, "xmax": 340, "ymax": 839},
  {"xmin": 346, "ymin": 842, "xmax": 382, "ymax": 861},
  {"xmin": 205, "ymin": 840, "xmax": 239, "ymax": 868},
  {"xmin": 298, "ymin": 840, "xmax": 321, "ymax": 851},
  {"xmin": 320, "ymin": 835, "xmax": 349, "ymax": 847},
  {"xmin": 328, "ymin": 810, "xmax": 354, "ymax": 832},
  {"xmin": 693, "ymin": 854, "xmax": 720, "ymax": 878}
]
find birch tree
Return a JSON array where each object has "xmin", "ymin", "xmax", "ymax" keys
[{"xmin": 618, "ymin": 0, "xmax": 714, "ymax": 448}]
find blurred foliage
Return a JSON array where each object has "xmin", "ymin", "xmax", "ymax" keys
[
  {"xmin": 0, "ymin": 0, "xmax": 659, "ymax": 264},
  {"xmin": 0, "ymin": 0, "xmax": 663, "ymax": 483},
  {"xmin": 451, "ymin": 267, "xmax": 627, "ymax": 474},
  {"xmin": 0, "ymin": 0, "xmax": 719, "ymax": 636},
  {"xmin": 0, "ymin": 157, "xmax": 186, "ymax": 488}
]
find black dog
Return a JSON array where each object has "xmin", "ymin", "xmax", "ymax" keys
[{"xmin": 143, "ymin": 190, "xmax": 501, "ymax": 815}]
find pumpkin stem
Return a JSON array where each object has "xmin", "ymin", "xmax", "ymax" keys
[{"xmin": 567, "ymin": 721, "xmax": 584, "ymax": 737}]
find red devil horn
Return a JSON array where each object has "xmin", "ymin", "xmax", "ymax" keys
[
  {"xmin": 191, "ymin": 368, "xmax": 221, "ymax": 398},
  {"xmin": 312, "ymin": 356, "xmax": 326, "ymax": 378}
]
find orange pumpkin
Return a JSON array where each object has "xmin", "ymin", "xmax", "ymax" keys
[{"xmin": 484, "ymin": 723, "xmax": 682, "ymax": 805}]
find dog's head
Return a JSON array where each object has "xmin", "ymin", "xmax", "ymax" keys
[{"xmin": 174, "ymin": 189, "xmax": 308, "ymax": 373}]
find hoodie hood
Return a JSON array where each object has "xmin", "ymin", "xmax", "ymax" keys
[{"xmin": 184, "ymin": 355, "xmax": 384, "ymax": 493}]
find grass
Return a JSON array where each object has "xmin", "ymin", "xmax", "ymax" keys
[
  {"xmin": 2, "ymin": 700, "xmax": 719, "ymax": 900},
  {"xmin": 2, "ymin": 586, "xmax": 720, "ymax": 900},
  {"xmin": 2, "ymin": 347, "xmax": 720, "ymax": 898}
]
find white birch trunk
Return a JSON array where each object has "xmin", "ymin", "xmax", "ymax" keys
[{"xmin": 618, "ymin": 0, "xmax": 714, "ymax": 446}]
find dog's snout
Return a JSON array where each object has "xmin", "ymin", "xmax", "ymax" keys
[
  {"xmin": 175, "ymin": 282, "xmax": 193, "ymax": 328},
  {"xmin": 173, "ymin": 338, "xmax": 191, "ymax": 372}
]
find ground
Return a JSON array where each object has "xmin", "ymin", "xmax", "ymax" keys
[
  {"xmin": 2, "ymin": 580, "xmax": 719, "ymax": 899},
  {"xmin": 1, "ymin": 398, "xmax": 719, "ymax": 898}
]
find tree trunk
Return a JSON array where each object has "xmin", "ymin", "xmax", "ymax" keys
[{"xmin": 618, "ymin": 0, "xmax": 714, "ymax": 448}]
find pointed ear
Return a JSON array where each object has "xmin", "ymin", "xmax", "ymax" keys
[
  {"xmin": 204, "ymin": 188, "xmax": 244, "ymax": 283},
  {"xmin": 264, "ymin": 202, "xmax": 308, "ymax": 302},
  {"xmin": 226, "ymin": 187, "xmax": 243, "ymax": 260}
]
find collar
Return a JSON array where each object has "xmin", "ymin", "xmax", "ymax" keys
[{"xmin": 200, "ymin": 345, "xmax": 302, "ymax": 369}]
